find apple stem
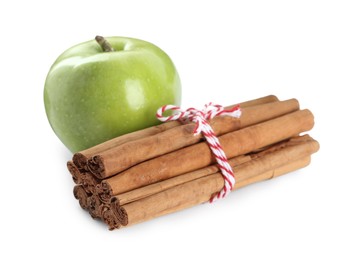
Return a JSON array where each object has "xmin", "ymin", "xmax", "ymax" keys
[{"xmin": 95, "ymin": 35, "xmax": 115, "ymax": 52}]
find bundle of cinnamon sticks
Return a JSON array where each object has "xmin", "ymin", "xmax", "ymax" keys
[{"xmin": 67, "ymin": 95, "xmax": 319, "ymax": 230}]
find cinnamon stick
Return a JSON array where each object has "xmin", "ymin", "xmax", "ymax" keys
[
  {"xmin": 112, "ymin": 135, "xmax": 319, "ymax": 228},
  {"xmin": 69, "ymin": 161, "xmax": 100, "ymax": 216},
  {"xmin": 100, "ymin": 204, "xmax": 122, "ymax": 230},
  {"xmin": 81, "ymin": 172, "xmax": 99, "ymax": 195},
  {"xmin": 72, "ymin": 122, "xmax": 181, "ymax": 171},
  {"xmin": 67, "ymin": 161, "xmax": 83, "ymax": 184},
  {"xmin": 86, "ymin": 195, "xmax": 102, "ymax": 219},
  {"xmin": 97, "ymin": 109, "xmax": 314, "ymax": 202},
  {"xmin": 73, "ymin": 95, "xmax": 279, "ymax": 170},
  {"xmin": 88, "ymin": 99, "xmax": 299, "ymax": 179},
  {"xmin": 73, "ymin": 185, "xmax": 91, "ymax": 210}
]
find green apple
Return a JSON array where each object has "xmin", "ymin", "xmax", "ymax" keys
[{"xmin": 44, "ymin": 36, "xmax": 181, "ymax": 153}]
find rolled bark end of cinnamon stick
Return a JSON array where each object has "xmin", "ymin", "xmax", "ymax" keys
[
  {"xmin": 67, "ymin": 160, "xmax": 99, "ymax": 195},
  {"xmin": 81, "ymin": 173, "xmax": 99, "ymax": 195},
  {"xmin": 67, "ymin": 161, "xmax": 82, "ymax": 184},
  {"xmin": 99, "ymin": 204, "xmax": 121, "ymax": 230},
  {"xmin": 110, "ymin": 197, "xmax": 129, "ymax": 226},
  {"xmin": 88, "ymin": 155, "xmax": 105, "ymax": 179},
  {"xmin": 86, "ymin": 195, "xmax": 102, "ymax": 219},
  {"xmin": 96, "ymin": 181, "xmax": 113, "ymax": 203},
  {"xmin": 73, "ymin": 185, "xmax": 90, "ymax": 209},
  {"xmin": 72, "ymin": 153, "xmax": 89, "ymax": 171}
]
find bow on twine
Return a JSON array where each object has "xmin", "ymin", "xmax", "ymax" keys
[{"xmin": 156, "ymin": 102, "xmax": 242, "ymax": 202}]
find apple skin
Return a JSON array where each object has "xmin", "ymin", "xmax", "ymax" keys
[{"xmin": 44, "ymin": 37, "xmax": 181, "ymax": 153}]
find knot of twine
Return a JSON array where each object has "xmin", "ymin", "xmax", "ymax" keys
[{"xmin": 156, "ymin": 102, "xmax": 242, "ymax": 202}]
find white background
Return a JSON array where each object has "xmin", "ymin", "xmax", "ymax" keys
[{"xmin": 1, "ymin": 0, "xmax": 355, "ymax": 259}]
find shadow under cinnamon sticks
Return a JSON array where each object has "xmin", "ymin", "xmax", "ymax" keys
[{"xmin": 106, "ymin": 134, "xmax": 319, "ymax": 229}]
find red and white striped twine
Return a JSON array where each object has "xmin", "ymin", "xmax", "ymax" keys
[{"xmin": 156, "ymin": 102, "xmax": 242, "ymax": 202}]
